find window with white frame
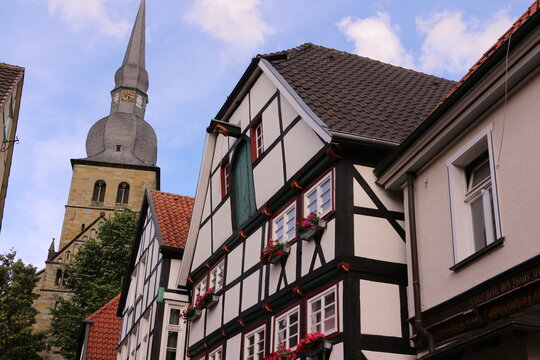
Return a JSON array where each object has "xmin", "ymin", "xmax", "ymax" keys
[
  {"xmin": 244, "ymin": 325, "xmax": 265, "ymax": 360},
  {"xmin": 272, "ymin": 202, "xmax": 296, "ymax": 243},
  {"xmin": 307, "ymin": 286, "xmax": 337, "ymax": 335},
  {"xmin": 210, "ymin": 260, "xmax": 225, "ymax": 292},
  {"xmin": 447, "ymin": 128, "xmax": 501, "ymax": 264},
  {"xmin": 275, "ymin": 306, "xmax": 299, "ymax": 350},
  {"xmin": 209, "ymin": 346, "xmax": 223, "ymax": 360},
  {"xmin": 194, "ymin": 277, "xmax": 208, "ymax": 300},
  {"xmin": 165, "ymin": 306, "xmax": 182, "ymax": 360},
  {"xmin": 250, "ymin": 118, "xmax": 264, "ymax": 161},
  {"xmin": 304, "ymin": 171, "xmax": 333, "ymax": 217}
]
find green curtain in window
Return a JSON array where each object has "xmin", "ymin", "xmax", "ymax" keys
[{"xmin": 232, "ymin": 141, "xmax": 256, "ymax": 228}]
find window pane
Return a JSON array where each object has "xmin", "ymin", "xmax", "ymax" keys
[
  {"xmin": 169, "ymin": 309, "xmax": 180, "ymax": 325},
  {"xmin": 167, "ymin": 331, "xmax": 178, "ymax": 348},
  {"xmin": 471, "ymin": 197, "xmax": 487, "ymax": 251},
  {"xmin": 165, "ymin": 351, "xmax": 176, "ymax": 360},
  {"xmin": 470, "ymin": 161, "xmax": 490, "ymax": 188}
]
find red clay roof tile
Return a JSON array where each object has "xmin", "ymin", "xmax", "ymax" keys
[
  {"xmin": 0, "ymin": 63, "xmax": 24, "ymax": 110},
  {"xmin": 84, "ymin": 295, "xmax": 121, "ymax": 360},
  {"xmin": 150, "ymin": 190, "xmax": 194, "ymax": 248}
]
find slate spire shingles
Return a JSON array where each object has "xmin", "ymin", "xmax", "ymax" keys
[
  {"xmin": 150, "ymin": 190, "xmax": 194, "ymax": 249},
  {"xmin": 261, "ymin": 43, "xmax": 456, "ymax": 144}
]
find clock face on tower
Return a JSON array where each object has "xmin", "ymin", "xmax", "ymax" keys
[{"xmin": 121, "ymin": 89, "xmax": 135, "ymax": 102}]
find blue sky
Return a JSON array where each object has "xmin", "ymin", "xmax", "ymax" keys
[{"xmin": 0, "ymin": 0, "xmax": 533, "ymax": 267}]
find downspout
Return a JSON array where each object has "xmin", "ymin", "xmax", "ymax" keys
[{"xmin": 407, "ymin": 172, "xmax": 435, "ymax": 353}]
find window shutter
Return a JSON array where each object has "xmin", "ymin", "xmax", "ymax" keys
[{"xmin": 232, "ymin": 142, "xmax": 256, "ymax": 228}]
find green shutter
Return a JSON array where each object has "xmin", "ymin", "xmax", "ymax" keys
[{"xmin": 232, "ymin": 142, "xmax": 256, "ymax": 227}]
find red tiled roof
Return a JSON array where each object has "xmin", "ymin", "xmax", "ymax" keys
[
  {"xmin": 150, "ymin": 190, "xmax": 194, "ymax": 248},
  {"xmin": 430, "ymin": 0, "xmax": 539, "ymax": 115},
  {"xmin": 0, "ymin": 63, "xmax": 24, "ymax": 110},
  {"xmin": 84, "ymin": 295, "xmax": 121, "ymax": 360}
]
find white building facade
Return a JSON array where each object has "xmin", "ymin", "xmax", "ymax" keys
[{"xmin": 179, "ymin": 44, "xmax": 455, "ymax": 360}]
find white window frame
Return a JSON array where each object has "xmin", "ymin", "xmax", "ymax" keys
[
  {"xmin": 252, "ymin": 120, "xmax": 264, "ymax": 159},
  {"xmin": 208, "ymin": 345, "xmax": 223, "ymax": 360},
  {"xmin": 307, "ymin": 285, "xmax": 338, "ymax": 335},
  {"xmin": 243, "ymin": 324, "xmax": 266, "ymax": 360},
  {"xmin": 303, "ymin": 170, "xmax": 334, "ymax": 217},
  {"xmin": 272, "ymin": 201, "xmax": 297, "ymax": 243},
  {"xmin": 194, "ymin": 276, "xmax": 208, "ymax": 305},
  {"xmin": 447, "ymin": 125, "xmax": 501, "ymax": 264},
  {"xmin": 162, "ymin": 304, "xmax": 184, "ymax": 360},
  {"xmin": 209, "ymin": 259, "xmax": 225, "ymax": 292},
  {"xmin": 274, "ymin": 305, "xmax": 300, "ymax": 350}
]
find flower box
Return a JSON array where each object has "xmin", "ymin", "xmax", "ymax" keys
[
  {"xmin": 296, "ymin": 332, "xmax": 332, "ymax": 357},
  {"xmin": 203, "ymin": 294, "xmax": 220, "ymax": 309},
  {"xmin": 299, "ymin": 219, "xmax": 327, "ymax": 241},
  {"xmin": 180, "ymin": 306, "xmax": 201, "ymax": 322},
  {"xmin": 261, "ymin": 241, "xmax": 291, "ymax": 265},
  {"xmin": 300, "ymin": 339, "xmax": 333, "ymax": 357},
  {"xmin": 262, "ymin": 344, "xmax": 296, "ymax": 360},
  {"xmin": 196, "ymin": 288, "xmax": 220, "ymax": 310},
  {"xmin": 268, "ymin": 244, "xmax": 290, "ymax": 264}
]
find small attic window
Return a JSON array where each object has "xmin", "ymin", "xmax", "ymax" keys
[{"xmin": 116, "ymin": 145, "xmax": 121, "ymax": 152}]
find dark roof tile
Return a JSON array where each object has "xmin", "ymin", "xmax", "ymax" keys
[{"xmin": 262, "ymin": 44, "xmax": 455, "ymax": 143}]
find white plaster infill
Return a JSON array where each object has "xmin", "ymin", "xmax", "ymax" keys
[{"xmin": 258, "ymin": 59, "xmax": 332, "ymax": 144}]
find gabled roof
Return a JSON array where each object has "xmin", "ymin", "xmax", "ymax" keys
[
  {"xmin": 150, "ymin": 190, "xmax": 194, "ymax": 248},
  {"xmin": 118, "ymin": 190, "xmax": 193, "ymax": 315},
  {"xmin": 0, "ymin": 63, "xmax": 24, "ymax": 110},
  {"xmin": 262, "ymin": 43, "xmax": 455, "ymax": 144},
  {"xmin": 83, "ymin": 295, "xmax": 121, "ymax": 360}
]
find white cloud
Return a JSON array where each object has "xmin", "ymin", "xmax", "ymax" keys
[
  {"xmin": 337, "ymin": 9, "xmax": 514, "ymax": 77},
  {"xmin": 47, "ymin": 0, "xmax": 131, "ymax": 37},
  {"xmin": 337, "ymin": 12, "xmax": 415, "ymax": 69},
  {"xmin": 416, "ymin": 10, "xmax": 513, "ymax": 74},
  {"xmin": 184, "ymin": 0, "xmax": 275, "ymax": 53}
]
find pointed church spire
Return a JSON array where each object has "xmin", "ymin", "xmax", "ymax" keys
[
  {"xmin": 47, "ymin": 238, "xmax": 56, "ymax": 261},
  {"xmin": 83, "ymin": 0, "xmax": 157, "ymax": 167},
  {"xmin": 114, "ymin": 0, "xmax": 148, "ymax": 94}
]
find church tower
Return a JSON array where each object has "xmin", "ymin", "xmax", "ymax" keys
[{"xmin": 34, "ymin": 0, "xmax": 159, "ymax": 334}]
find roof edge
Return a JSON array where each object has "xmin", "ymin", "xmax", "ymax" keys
[{"xmin": 375, "ymin": 6, "xmax": 540, "ymax": 178}]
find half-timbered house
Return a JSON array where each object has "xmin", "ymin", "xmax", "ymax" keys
[
  {"xmin": 179, "ymin": 43, "xmax": 455, "ymax": 359},
  {"xmin": 376, "ymin": 2, "xmax": 540, "ymax": 359},
  {"xmin": 117, "ymin": 190, "xmax": 194, "ymax": 360}
]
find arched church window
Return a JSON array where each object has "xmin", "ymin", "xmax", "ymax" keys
[
  {"xmin": 55, "ymin": 270, "xmax": 63, "ymax": 286},
  {"xmin": 65, "ymin": 251, "xmax": 71, "ymax": 262},
  {"xmin": 92, "ymin": 180, "xmax": 106, "ymax": 204},
  {"xmin": 116, "ymin": 182, "xmax": 130, "ymax": 205}
]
